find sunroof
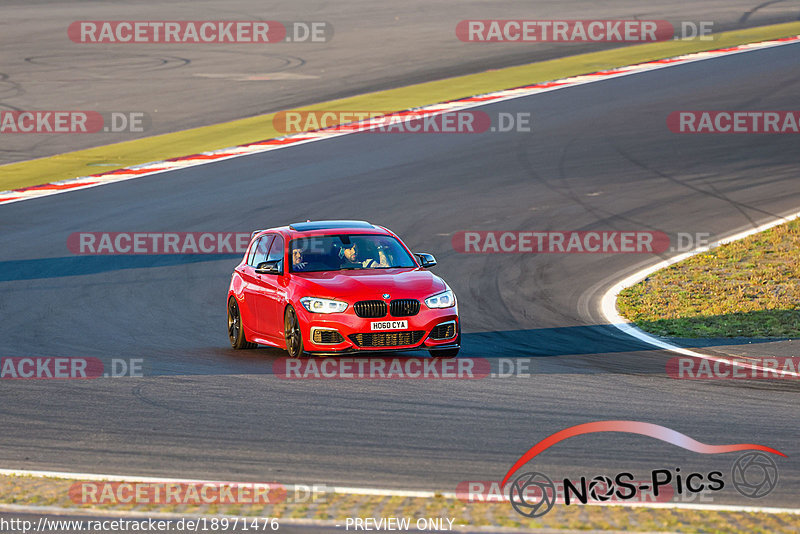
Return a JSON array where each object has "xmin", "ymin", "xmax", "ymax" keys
[{"xmin": 289, "ymin": 220, "xmax": 375, "ymax": 231}]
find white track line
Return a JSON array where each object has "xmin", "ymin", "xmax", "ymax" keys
[
  {"xmin": 1, "ymin": 35, "xmax": 798, "ymax": 206},
  {"xmin": 1, "ymin": 469, "xmax": 799, "ymax": 514},
  {"xmin": 600, "ymin": 209, "xmax": 800, "ymax": 376}
]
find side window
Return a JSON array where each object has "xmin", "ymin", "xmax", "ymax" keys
[
  {"xmin": 247, "ymin": 239, "xmax": 258, "ymax": 266},
  {"xmin": 248, "ymin": 235, "xmax": 273, "ymax": 267},
  {"xmin": 266, "ymin": 235, "xmax": 284, "ymax": 270}
]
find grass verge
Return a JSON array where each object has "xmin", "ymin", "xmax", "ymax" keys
[
  {"xmin": 2, "ymin": 22, "xmax": 800, "ymax": 192},
  {"xmin": 618, "ymin": 219, "xmax": 800, "ymax": 337}
]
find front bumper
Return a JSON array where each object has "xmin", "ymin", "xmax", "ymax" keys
[{"xmin": 297, "ymin": 304, "xmax": 459, "ymax": 354}]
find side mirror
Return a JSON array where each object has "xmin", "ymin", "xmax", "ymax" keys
[
  {"xmin": 255, "ymin": 260, "xmax": 281, "ymax": 275},
  {"xmin": 414, "ymin": 253, "xmax": 437, "ymax": 268}
]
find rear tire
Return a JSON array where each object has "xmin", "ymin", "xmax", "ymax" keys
[
  {"xmin": 228, "ymin": 297, "xmax": 258, "ymax": 349},
  {"xmin": 284, "ymin": 305, "xmax": 306, "ymax": 358}
]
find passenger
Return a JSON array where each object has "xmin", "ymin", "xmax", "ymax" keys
[{"xmin": 339, "ymin": 243, "xmax": 389, "ymax": 269}]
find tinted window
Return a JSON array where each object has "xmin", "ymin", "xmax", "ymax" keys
[
  {"xmin": 288, "ymin": 234, "xmax": 416, "ymax": 272},
  {"xmin": 249, "ymin": 235, "xmax": 273, "ymax": 267}
]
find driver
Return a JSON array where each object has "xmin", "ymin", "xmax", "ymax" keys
[
  {"xmin": 292, "ymin": 248, "xmax": 308, "ymax": 271},
  {"xmin": 339, "ymin": 242, "xmax": 389, "ymax": 269}
]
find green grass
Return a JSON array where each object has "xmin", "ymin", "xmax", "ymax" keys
[{"xmin": 618, "ymin": 219, "xmax": 800, "ymax": 337}]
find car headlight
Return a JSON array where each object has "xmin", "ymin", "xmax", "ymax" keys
[
  {"xmin": 424, "ymin": 289, "xmax": 455, "ymax": 309},
  {"xmin": 300, "ymin": 297, "xmax": 348, "ymax": 314}
]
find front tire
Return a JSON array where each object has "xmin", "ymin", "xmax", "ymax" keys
[
  {"xmin": 228, "ymin": 297, "xmax": 258, "ymax": 349},
  {"xmin": 284, "ymin": 305, "xmax": 306, "ymax": 358}
]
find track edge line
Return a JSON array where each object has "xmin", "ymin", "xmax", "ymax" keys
[{"xmin": 599, "ymin": 208, "xmax": 800, "ymax": 376}]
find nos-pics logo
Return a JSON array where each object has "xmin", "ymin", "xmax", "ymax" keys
[{"xmin": 502, "ymin": 421, "xmax": 783, "ymax": 518}]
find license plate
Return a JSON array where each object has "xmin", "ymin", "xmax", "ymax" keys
[{"xmin": 371, "ymin": 320, "xmax": 408, "ymax": 331}]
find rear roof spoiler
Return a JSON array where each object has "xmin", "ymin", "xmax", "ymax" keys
[{"xmin": 289, "ymin": 220, "xmax": 374, "ymax": 231}]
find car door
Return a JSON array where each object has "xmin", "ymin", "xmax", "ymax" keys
[
  {"xmin": 255, "ymin": 234, "xmax": 286, "ymax": 342},
  {"xmin": 241, "ymin": 234, "xmax": 273, "ymax": 336}
]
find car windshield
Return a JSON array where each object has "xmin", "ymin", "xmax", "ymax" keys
[{"xmin": 289, "ymin": 234, "xmax": 417, "ymax": 273}]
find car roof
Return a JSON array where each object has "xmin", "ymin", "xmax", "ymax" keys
[{"xmin": 251, "ymin": 220, "xmax": 392, "ymax": 241}]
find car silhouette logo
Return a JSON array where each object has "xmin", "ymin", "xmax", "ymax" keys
[{"xmin": 383, "ymin": 294, "xmax": 390, "ymax": 299}]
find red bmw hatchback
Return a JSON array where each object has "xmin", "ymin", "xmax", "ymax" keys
[{"xmin": 227, "ymin": 220, "xmax": 460, "ymax": 357}]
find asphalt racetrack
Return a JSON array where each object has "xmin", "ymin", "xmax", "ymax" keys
[
  {"xmin": 3, "ymin": 0, "xmax": 800, "ymax": 163},
  {"xmin": 1, "ymin": 36, "xmax": 799, "ymax": 509}
]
